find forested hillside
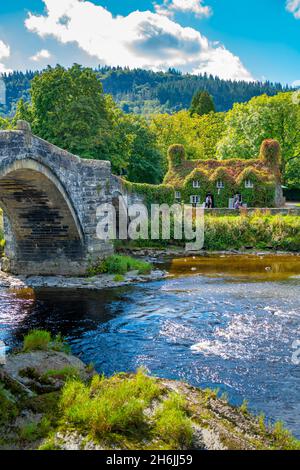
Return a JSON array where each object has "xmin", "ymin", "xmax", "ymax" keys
[
  {"xmin": 97, "ymin": 67, "xmax": 289, "ymax": 115},
  {"xmin": 0, "ymin": 67, "xmax": 289, "ymax": 117},
  {"xmin": 1, "ymin": 65, "xmax": 299, "ymax": 189}
]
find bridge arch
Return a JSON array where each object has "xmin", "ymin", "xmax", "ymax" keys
[{"xmin": 0, "ymin": 159, "xmax": 85, "ymax": 275}]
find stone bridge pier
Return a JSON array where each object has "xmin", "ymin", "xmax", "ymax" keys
[{"xmin": 0, "ymin": 121, "xmax": 114, "ymax": 275}]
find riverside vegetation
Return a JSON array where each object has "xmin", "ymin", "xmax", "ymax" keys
[
  {"xmin": 1, "ymin": 331, "xmax": 300, "ymax": 451},
  {"xmin": 115, "ymin": 213, "xmax": 300, "ymax": 253},
  {"xmin": 86, "ymin": 254, "xmax": 151, "ymax": 277}
]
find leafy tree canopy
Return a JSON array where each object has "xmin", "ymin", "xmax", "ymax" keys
[
  {"xmin": 216, "ymin": 92, "xmax": 300, "ymax": 186},
  {"xmin": 150, "ymin": 110, "xmax": 225, "ymax": 166},
  {"xmin": 14, "ymin": 64, "xmax": 164, "ymax": 184}
]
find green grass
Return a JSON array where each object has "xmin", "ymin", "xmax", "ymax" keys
[
  {"xmin": 42, "ymin": 367, "xmax": 80, "ymax": 382},
  {"xmin": 23, "ymin": 330, "xmax": 71, "ymax": 354},
  {"xmin": 0, "ymin": 383, "xmax": 18, "ymax": 425},
  {"xmin": 59, "ymin": 368, "xmax": 161, "ymax": 442},
  {"xmin": 87, "ymin": 255, "xmax": 152, "ymax": 276},
  {"xmin": 19, "ymin": 417, "xmax": 52, "ymax": 442},
  {"xmin": 58, "ymin": 370, "xmax": 195, "ymax": 449},
  {"xmin": 239, "ymin": 399, "xmax": 249, "ymax": 415},
  {"xmin": 153, "ymin": 392, "xmax": 193, "ymax": 448},
  {"xmin": 113, "ymin": 274, "xmax": 125, "ymax": 282},
  {"xmin": 269, "ymin": 421, "xmax": 300, "ymax": 450},
  {"xmin": 22, "ymin": 330, "xmax": 70, "ymax": 353},
  {"xmin": 23, "ymin": 330, "xmax": 51, "ymax": 352},
  {"xmin": 38, "ymin": 436, "xmax": 61, "ymax": 451}
]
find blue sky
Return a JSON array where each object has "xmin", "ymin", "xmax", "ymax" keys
[{"xmin": 0, "ymin": 0, "xmax": 300, "ymax": 84}]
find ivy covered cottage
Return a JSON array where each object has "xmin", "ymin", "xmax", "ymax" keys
[{"xmin": 163, "ymin": 139, "xmax": 284, "ymax": 208}]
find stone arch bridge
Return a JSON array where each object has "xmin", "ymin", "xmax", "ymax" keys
[{"xmin": 0, "ymin": 121, "xmax": 132, "ymax": 275}]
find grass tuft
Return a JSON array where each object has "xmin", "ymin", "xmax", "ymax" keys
[
  {"xmin": 113, "ymin": 274, "xmax": 125, "ymax": 282},
  {"xmin": 270, "ymin": 421, "xmax": 300, "ymax": 450},
  {"xmin": 153, "ymin": 392, "xmax": 193, "ymax": 448},
  {"xmin": 87, "ymin": 255, "xmax": 151, "ymax": 276},
  {"xmin": 59, "ymin": 368, "xmax": 161, "ymax": 442},
  {"xmin": 22, "ymin": 330, "xmax": 70, "ymax": 353},
  {"xmin": 23, "ymin": 330, "xmax": 51, "ymax": 352},
  {"xmin": 19, "ymin": 417, "xmax": 52, "ymax": 442}
]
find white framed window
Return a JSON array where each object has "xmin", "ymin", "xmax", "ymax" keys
[
  {"xmin": 245, "ymin": 179, "xmax": 254, "ymax": 189},
  {"xmin": 190, "ymin": 195, "xmax": 200, "ymax": 204},
  {"xmin": 216, "ymin": 180, "xmax": 225, "ymax": 189},
  {"xmin": 192, "ymin": 180, "xmax": 200, "ymax": 188},
  {"xmin": 175, "ymin": 191, "xmax": 181, "ymax": 200}
]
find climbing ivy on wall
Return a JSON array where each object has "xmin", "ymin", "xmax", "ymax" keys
[
  {"xmin": 122, "ymin": 180, "xmax": 174, "ymax": 208},
  {"xmin": 122, "ymin": 178, "xmax": 276, "ymax": 208}
]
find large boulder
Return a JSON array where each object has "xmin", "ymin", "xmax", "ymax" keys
[{"xmin": 2, "ymin": 351, "xmax": 91, "ymax": 394}]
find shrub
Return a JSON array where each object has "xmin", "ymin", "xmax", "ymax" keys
[{"xmin": 203, "ymin": 214, "xmax": 300, "ymax": 251}]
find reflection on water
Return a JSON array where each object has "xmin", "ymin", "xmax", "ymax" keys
[
  {"xmin": 0, "ymin": 254, "xmax": 300, "ymax": 437},
  {"xmin": 168, "ymin": 254, "xmax": 300, "ymax": 281}
]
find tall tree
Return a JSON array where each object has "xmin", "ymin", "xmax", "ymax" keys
[
  {"xmin": 190, "ymin": 91, "xmax": 215, "ymax": 116},
  {"xmin": 123, "ymin": 115, "xmax": 163, "ymax": 184},
  {"xmin": 15, "ymin": 64, "xmax": 164, "ymax": 184},
  {"xmin": 151, "ymin": 110, "xmax": 225, "ymax": 165},
  {"xmin": 15, "ymin": 64, "xmax": 109, "ymax": 159},
  {"xmin": 216, "ymin": 92, "xmax": 300, "ymax": 186}
]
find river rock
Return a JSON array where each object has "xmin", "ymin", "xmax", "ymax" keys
[{"xmin": 2, "ymin": 351, "xmax": 90, "ymax": 393}]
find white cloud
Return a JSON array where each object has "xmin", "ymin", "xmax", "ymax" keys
[
  {"xmin": 30, "ymin": 49, "xmax": 52, "ymax": 61},
  {"xmin": 154, "ymin": 0, "xmax": 212, "ymax": 19},
  {"xmin": 25, "ymin": 0, "xmax": 254, "ymax": 81},
  {"xmin": 0, "ymin": 40, "xmax": 11, "ymax": 74},
  {"xmin": 286, "ymin": 0, "xmax": 300, "ymax": 18}
]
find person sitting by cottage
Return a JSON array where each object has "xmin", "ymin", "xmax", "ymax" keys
[
  {"xmin": 205, "ymin": 194, "xmax": 213, "ymax": 208},
  {"xmin": 234, "ymin": 194, "xmax": 241, "ymax": 210}
]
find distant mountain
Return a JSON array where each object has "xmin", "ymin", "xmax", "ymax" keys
[{"xmin": 0, "ymin": 67, "xmax": 290, "ymax": 117}]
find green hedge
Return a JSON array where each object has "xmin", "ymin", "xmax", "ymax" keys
[
  {"xmin": 122, "ymin": 180, "xmax": 174, "ymax": 207},
  {"xmin": 118, "ymin": 214, "xmax": 300, "ymax": 252},
  {"xmin": 204, "ymin": 214, "xmax": 300, "ymax": 251}
]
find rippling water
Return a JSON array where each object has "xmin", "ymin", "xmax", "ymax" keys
[{"xmin": 1, "ymin": 255, "xmax": 300, "ymax": 437}]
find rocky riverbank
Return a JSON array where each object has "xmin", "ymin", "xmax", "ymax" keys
[
  {"xmin": 1, "ymin": 341, "xmax": 299, "ymax": 451},
  {"xmin": 0, "ymin": 268, "xmax": 167, "ymax": 291},
  {"xmin": 117, "ymin": 246, "xmax": 300, "ymax": 260}
]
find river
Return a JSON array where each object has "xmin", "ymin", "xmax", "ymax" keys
[{"xmin": 0, "ymin": 254, "xmax": 300, "ymax": 437}]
